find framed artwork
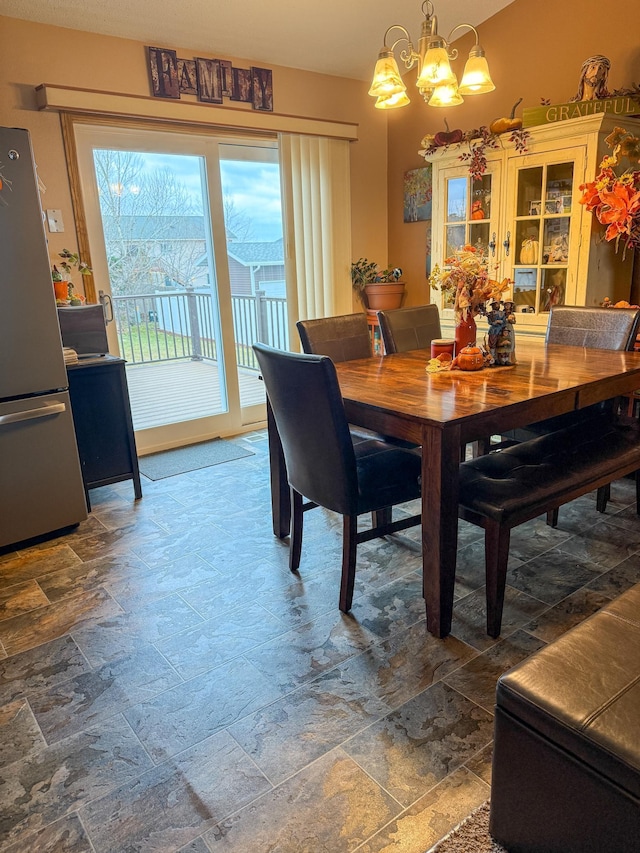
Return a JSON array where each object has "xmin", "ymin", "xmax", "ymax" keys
[
  {"xmin": 177, "ymin": 59, "xmax": 197, "ymax": 95},
  {"xmin": 220, "ymin": 60, "xmax": 233, "ymax": 96},
  {"xmin": 545, "ymin": 198, "xmax": 563, "ymax": 214},
  {"xmin": 230, "ymin": 67, "xmax": 253, "ymax": 102},
  {"xmin": 529, "ymin": 200, "xmax": 542, "ymax": 216},
  {"xmin": 403, "ymin": 166, "xmax": 432, "ymax": 222},
  {"xmin": 147, "ymin": 47, "xmax": 180, "ymax": 99},
  {"xmin": 196, "ymin": 58, "xmax": 223, "ymax": 103},
  {"xmin": 251, "ymin": 67, "xmax": 274, "ymax": 111}
]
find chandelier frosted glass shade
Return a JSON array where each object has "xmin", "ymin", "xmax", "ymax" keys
[
  {"xmin": 416, "ymin": 43, "xmax": 456, "ymax": 90},
  {"xmin": 458, "ymin": 48, "xmax": 495, "ymax": 95},
  {"xmin": 428, "ymin": 79, "xmax": 464, "ymax": 106},
  {"xmin": 375, "ymin": 90, "xmax": 411, "ymax": 109},
  {"xmin": 368, "ymin": 50, "xmax": 406, "ymax": 98}
]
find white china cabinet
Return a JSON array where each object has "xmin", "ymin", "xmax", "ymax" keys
[{"xmin": 425, "ymin": 113, "xmax": 640, "ymax": 337}]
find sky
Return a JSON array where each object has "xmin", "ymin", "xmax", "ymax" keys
[{"xmin": 114, "ymin": 150, "xmax": 284, "ymax": 243}]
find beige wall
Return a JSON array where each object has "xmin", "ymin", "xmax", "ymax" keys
[
  {"xmin": 0, "ymin": 15, "xmax": 389, "ymax": 306},
  {"xmin": 388, "ymin": 0, "xmax": 640, "ymax": 305},
  {"xmin": 3, "ymin": 4, "xmax": 638, "ymax": 312}
]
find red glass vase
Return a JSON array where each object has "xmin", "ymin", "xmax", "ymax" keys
[{"xmin": 454, "ymin": 313, "xmax": 477, "ymax": 354}]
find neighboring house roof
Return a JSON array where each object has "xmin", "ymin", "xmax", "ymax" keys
[
  {"xmin": 102, "ymin": 215, "xmax": 283, "ymax": 266},
  {"xmin": 102, "ymin": 215, "xmax": 205, "ymax": 241},
  {"xmin": 227, "ymin": 238, "xmax": 284, "ymax": 266}
]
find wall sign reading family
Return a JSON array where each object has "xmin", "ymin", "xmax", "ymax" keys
[{"xmin": 147, "ymin": 46, "xmax": 273, "ymax": 112}]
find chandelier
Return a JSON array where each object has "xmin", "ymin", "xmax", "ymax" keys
[{"xmin": 368, "ymin": 0, "xmax": 495, "ymax": 109}]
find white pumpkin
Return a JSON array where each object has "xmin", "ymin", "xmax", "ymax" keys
[{"xmin": 520, "ymin": 238, "xmax": 539, "ymax": 265}]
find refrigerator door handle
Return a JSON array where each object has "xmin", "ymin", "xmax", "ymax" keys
[{"xmin": 0, "ymin": 402, "xmax": 67, "ymax": 426}]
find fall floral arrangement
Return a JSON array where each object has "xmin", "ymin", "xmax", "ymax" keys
[
  {"xmin": 429, "ymin": 244, "xmax": 511, "ymax": 321},
  {"xmin": 579, "ymin": 126, "xmax": 640, "ymax": 257}
]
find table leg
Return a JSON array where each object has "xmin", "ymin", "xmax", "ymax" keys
[
  {"xmin": 421, "ymin": 423, "xmax": 461, "ymax": 638},
  {"xmin": 267, "ymin": 399, "xmax": 290, "ymax": 539}
]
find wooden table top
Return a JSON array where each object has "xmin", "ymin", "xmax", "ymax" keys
[{"xmin": 334, "ymin": 338, "xmax": 640, "ymax": 442}]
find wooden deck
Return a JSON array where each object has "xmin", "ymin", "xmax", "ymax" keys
[{"xmin": 125, "ymin": 358, "xmax": 265, "ymax": 431}]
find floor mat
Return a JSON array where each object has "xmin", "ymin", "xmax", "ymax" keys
[{"xmin": 138, "ymin": 439, "xmax": 254, "ymax": 480}]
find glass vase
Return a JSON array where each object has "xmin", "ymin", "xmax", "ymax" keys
[{"xmin": 454, "ymin": 313, "xmax": 477, "ymax": 354}]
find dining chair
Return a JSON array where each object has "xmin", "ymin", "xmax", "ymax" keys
[
  {"xmin": 296, "ymin": 313, "xmax": 372, "ymax": 362},
  {"xmin": 493, "ymin": 306, "xmax": 640, "ymax": 508},
  {"xmin": 377, "ymin": 304, "xmax": 442, "ymax": 354},
  {"xmin": 253, "ymin": 343, "xmax": 422, "ymax": 612},
  {"xmin": 478, "ymin": 305, "xmax": 640, "ymax": 451},
  {"xmin": 507, "ymin": 306, "xmax": 640, "ymax": 442},
  {"xmin": 374, "ymin": 304, "xmax": 483, "ymax": 461},
  {"xmin": 297, "ymin": 313, "xmax": 417, "ymax": 457}
]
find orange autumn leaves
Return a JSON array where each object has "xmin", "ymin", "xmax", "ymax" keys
[{"xmin": 580, "ymin": 127, "xmax": 640, "ymax": 255}]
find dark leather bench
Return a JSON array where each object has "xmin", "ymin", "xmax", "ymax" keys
[
  {"xmin": 458, "ymin": 412, "xmax": 640, "ymax": 637},
  {"xmin": 490, "ymin": 582, "xmax": 640, "ymax": 853}
]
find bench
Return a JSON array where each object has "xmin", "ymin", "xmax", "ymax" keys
[
  {"xmin": 490, "ymin": 582, "xmax": 640, "ymax": 853},
  {"xmin": 458, "ymin": 412, "xmax": 640, "ymax": 637}
]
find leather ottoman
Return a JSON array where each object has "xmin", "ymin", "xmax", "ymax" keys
[{"xmin": 490, "ymin": 583, "xmax": 640, "ymax": 852}]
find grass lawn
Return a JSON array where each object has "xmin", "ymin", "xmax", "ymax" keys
[{"xmin": 118, "ymin": 325, "xmax": 258, "ymax": 369}]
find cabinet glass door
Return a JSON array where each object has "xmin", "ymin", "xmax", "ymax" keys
[
  {"xmin": 444, "ymin": 173, "xmax": 496, "ymax": 257},
  {"xmin": 509, "ymin": 149, "xmax": 582, "ymax": 314},
  {"xmin": 440, "ymin": 163, "xmax": 501, "ymax": 309}
]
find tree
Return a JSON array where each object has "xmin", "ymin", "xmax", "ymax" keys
[
  {"xmin": 223, "ymin": 196, "xmax": 256, "ymax": 242},
  {"xmin": 93, "ymin": 149, "xmax": 262, "ymax": 303},
  {"xmin": 94, "ymin": 149, "xmax": 206, "ymax": 297}
]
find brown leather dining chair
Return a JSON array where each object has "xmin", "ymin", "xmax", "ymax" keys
[
  {"xmin": 253, "ymin": 343, "xmax": 421, "ymax": 612},
  {"xmin": 296, "ymin": 313, "xmax": 372, "ymax": 362},
  {"xmin": 376, "ymin": 304, "xmax": 442, "ymax": 354},
  {"xmin": 479, "ymin": 305, "xmax": 640, "ymax": 445},
  {"xmin": 504, "ymin": 305, "xmax": 640, "ymax": 445},
  {"xmin": 297, "ymin": 313, "xmax": 418, "ymax": 455},
  {"xmin": 499, "ymin": 305, "xmax": 640, "ymax": 515}
]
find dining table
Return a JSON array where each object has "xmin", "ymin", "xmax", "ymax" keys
[{"xmin": 267, "ymin": 336, "xmax": 640, "ymax": 638}]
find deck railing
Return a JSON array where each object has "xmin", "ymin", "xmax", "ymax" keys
[{"xmin": 111, "ymin": 288, "xmax": 288, "ymax": 369}]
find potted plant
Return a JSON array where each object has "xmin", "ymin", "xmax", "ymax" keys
[
  {"xmin": 51, "ymin": 249, "xmax": 92, "ymax": 305},
  {"xmin": 351, "ymin": 258, "xmax": 405, "ymax": 310}
]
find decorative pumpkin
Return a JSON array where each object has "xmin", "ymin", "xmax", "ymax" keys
[
  {"xmin": 434, "ymin": 118, "xmax": 464, "ymax": 147},
  {"xmin": 453, "ymin": 345, "xmax": 484, "ymax": 371},
  {"xmin": 471, "ymin": 200, "xmax": 485, "ymax": 220},
  {"xmin": 519, "ymin": 238, "xmax": 539, "ymax": 265},
  {"xmin": 490, "ymin": 98, "xmax": 523, "ymax": 135}
]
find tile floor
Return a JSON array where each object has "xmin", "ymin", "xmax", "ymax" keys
[{"xmin": 1, "ymin": 430, "xmax": 639, "ymax": 852}]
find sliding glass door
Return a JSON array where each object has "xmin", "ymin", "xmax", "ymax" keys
[{"xmin": 74, "ymin": 125, "xmax": 287, "ymax": 453}]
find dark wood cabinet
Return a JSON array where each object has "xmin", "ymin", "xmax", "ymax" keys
[{"xmin": 66, "ymin": 356, "xmax": 142, "ymax": 509}]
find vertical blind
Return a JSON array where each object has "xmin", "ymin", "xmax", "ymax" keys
[{"xmin": 279, "ymin": 134, "xmax": 353, "ymax": 335}]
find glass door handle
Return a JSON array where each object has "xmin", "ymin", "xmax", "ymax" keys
[
  {"xmin": 98, "ymin": 290, "xmax": 114, "ymax": 324},
  {"xmin": 503, "ymin": 231, "xmax": 511, "ymax": 257},
  {"xmin": 488, "ymin": 233, "xmax": 496, "ymax": 257}
]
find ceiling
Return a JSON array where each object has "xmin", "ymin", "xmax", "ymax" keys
[{"xmin": 1, "ymin": 0, "xmax": 515, "ymax": 81}]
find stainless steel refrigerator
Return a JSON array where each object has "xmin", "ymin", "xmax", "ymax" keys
[{"xmin": 0, "ymin": 126, "xmax": 87, "ymax": 549}]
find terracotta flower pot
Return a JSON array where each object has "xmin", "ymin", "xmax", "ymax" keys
[
  {"xmin": 364, "ymin": 282, "xmax": 405, "ymax": 311},
  {"xmin": 54, "ymin": 280, "xmax": 69, "ymax": 301}
]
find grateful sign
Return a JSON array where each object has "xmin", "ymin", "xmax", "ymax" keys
[{"xmin": 523, "ymin": 96, "xmax": 640, "ymax": 127}]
